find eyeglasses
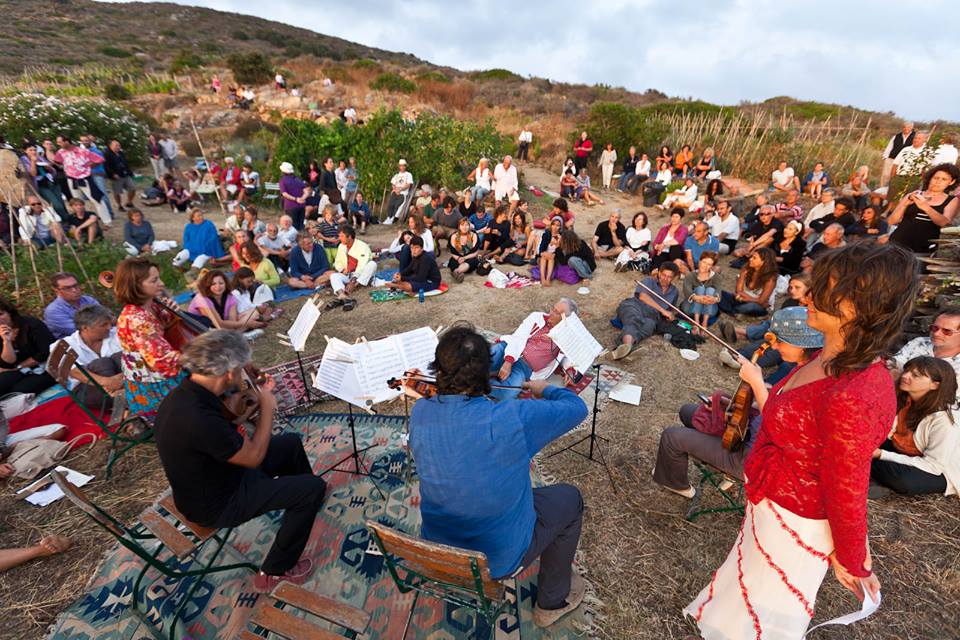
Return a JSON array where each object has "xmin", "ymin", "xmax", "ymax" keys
[
  {"xmin": 58, "ymin": 283, "xmax": 81, "ymax": 291},
  {"xmin": 930, "ymin": 325, "xmax": 959, "ymax": 337}
]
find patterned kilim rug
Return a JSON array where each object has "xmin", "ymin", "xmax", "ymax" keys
[
  {"xmin": 47, "ymin": 414, "xmax": 600, "ymax": 640},
  {"xmin": 261, "ymin": 354, "xmax": 331, "ymax": 414}
]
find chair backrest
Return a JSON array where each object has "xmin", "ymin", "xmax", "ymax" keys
[
  {"xmin": 50, "ymin": 470, "xmax": 126, "ymax": 537},
  {"xmin": 264, "ymin": 182, "xmax": 280, "ymax": 192},
  {"xmin": 367, "ymin": 521, "xmax": 504, "ymax": 601},
  {"xmin": 46, "ymin": 340, "xmax": 77, "ymax": 388}
]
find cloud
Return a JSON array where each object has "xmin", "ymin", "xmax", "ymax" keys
[{"xmin": 100, "ymin": 0, "xmax": 960, "ymax": 121}]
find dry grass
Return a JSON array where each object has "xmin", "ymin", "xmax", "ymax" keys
[{"xmin": 0, "ymin": 164, "xmax": 957, "ymax": 639}]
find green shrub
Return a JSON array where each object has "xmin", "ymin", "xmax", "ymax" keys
[
  {"xmin": 370, "ymin": 73, "xmax": 416, "ymax": 94},
  {"xmin": 227, "ymin": 52, "xmax": 273, "ymax": 85},
  {"xmin": 254, "ymin": 29, "xmax": 287, "ymax": 48},
  {"xmin": 170, "ymin": 49, "xmax": 204, "ymax": 73},
  {"xmin": 352, "ymin": 58, "xmax": 380, "ymax": 70},
  {"xmin": 470, "ymin": 68, "xmax": 521, "ymax": 82},
  {"xmin": 417, "ymin": 70, "xmax": 451, "ymax": 83},
  {"xmin": 98, "ymin": 46, "xmax": 132, "ymax": 58},
  {"xmin": 103, "ymin": 83, "xmax": 132, "ymax": 100},
  {"xmin": 576, "ymin": 102, "xmax": 671, "ymax": 160}
]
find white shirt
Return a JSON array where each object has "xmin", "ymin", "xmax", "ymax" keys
[
  {"xmin": 278, "ymin": 226, "xmax": 298, "ymax": 246},
  {"xmin": 474, "ymin": 166, "xmax": 491, "ymax": 190},
  {"xmin": 391, "ymin": 171, "xmax": 413, "ymax": 195},
  {"xmin": 241, "ymin": 170, "xmax": 260, "ymax": 189},
  {"xmin": 388, "ymin": 229, "xmax": 435, "ymax": 254},
  {"xmin": 626, "ymin": 227, "xmax": 652, "ymax": 250},
  {"xmin": 17, "ymin": 206, "xmax": 61, "ymax": 242},
  {"xmin": 344, "ymin": 107, "xmax": 357, "ymax": 120},
  {"xmin": 894, "ymin": 145, "xmax": 928, "ymax": 175},
  {"xmin": 257, "ymin": 234, "xmax": 286, "ymax": 252},
  {"xmin": 519, "ymin": 130, "xmax": 532, "ymax": 143},
  {"xmin": 705, "ymin": 212, "xmax": 741, "ymax": 241},
  {"xmin": 803, "ymin": 200, "xmax": 836, "ymax": 228},
  {"xmin": 635, "ymin": 159, "xmax": 651, "ymax": 176},
  {"xmin": 493, "ymin": 163, "xmax": 518, "ymax": 199},
  {"xmin": 60, "ymin": 329, "xmax": 121, "ymax": 389},
  {"xmin": 933, "ymin": 144, "xmax": 959, "ymax": 166},
  {"xmin": 275, "ymin": 74, "xmax": 284, "ymax": 83},
  {"xmin": 771, "ymin": 167, "xmax": 795, "ymax": 187}
]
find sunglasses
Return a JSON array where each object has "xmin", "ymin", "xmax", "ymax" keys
[{"xmin": 930, "ymin": 325, "xmax": 959, "ymax": 337}]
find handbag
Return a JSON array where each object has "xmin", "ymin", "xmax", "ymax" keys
[
  {"xmin": 0, "ymin": 392, "xmax": 35, "ymax": 419},
  {"xmin": 3, "ymin": 433, "xmax": 95, "ymax": 480}
]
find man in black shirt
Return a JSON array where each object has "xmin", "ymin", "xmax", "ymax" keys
[
  {"xmin": 104, "ymin": 140, "xmax": 136, "ymax": 212},
  {"xmin": 730, "ymin": 204, "xmax": 783, "ymax": 267},
  {"xmin": 617, "ymin": 146, "xmax": 639, "ymax": 192},
  {"xmin": 387, "ymin": 235, "xmax": 442, "ymax": 294},
  {"xmin": 153, "ymin": 330, "xmax": 326, "ymax": 592},
  {"xmin": 808, "ymin": 196, "xmax": 856, "ymax": 236},
  {"xmin": 591, "ymin": 210, "xmax": 627, "ymax": 260}
]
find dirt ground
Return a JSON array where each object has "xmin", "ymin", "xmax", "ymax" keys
[{"xmin": 1, "ymin": 162, "xmax": 958, "ymax": 639}]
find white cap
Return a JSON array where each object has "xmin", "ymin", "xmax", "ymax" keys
[
  {"xmin": 279, "ymin": 162, "xmax": 295, "ymax": 174},
  {"xmin": 398, "ymin": 159, "xmax": 407, "ymax": 165}
]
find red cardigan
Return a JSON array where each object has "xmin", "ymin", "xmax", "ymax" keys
[{"xmin": 744, "ymin": 359, "xmax": 894, "ymax": 577}]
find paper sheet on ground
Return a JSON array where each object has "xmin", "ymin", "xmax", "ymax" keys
[
  {"xmin": 286, "ymin": 298, "xmax": 322, "ymax": 352},
  {"xmin": 548, "ymin": 312, "xmax": 603, "ymax": 373},
  {"xmin": 314, "ymin": 327, "xmax": 438, "ymax": 409},
  {"xmin": 18, "ymin": 466, "xmax": 93, "ymax": 507},
  {"xmin": 804, "ymin": 583, "xmax": 880, "ymax": 637},
  {"xmin": 609, "ymin": 383, "xmax": 643, "ymax": 405}
]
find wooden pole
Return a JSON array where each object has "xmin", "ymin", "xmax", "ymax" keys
[
  {"xmin": 64, "ymin": 239, "xmax": 94, "ymax": 291},
  {"xmin": 190, "ymin": 114, "xmax": 226, "ymax": 216},
  {"xmin": 8, "ymin": 207, "xmax": 18, "ymax": 299},
  {"xmin": 26, "ymin": 241, "xmax": 44, "ymax": 306}
]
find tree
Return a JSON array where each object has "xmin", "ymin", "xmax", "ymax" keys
[{"xmin": 226, "ymin": 53, "xmax": 273, "ymax": 85}]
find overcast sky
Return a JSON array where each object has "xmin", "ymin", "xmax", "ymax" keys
[{"xmin": 105, "ymin": 0, "xmax": 960, "ymax": 122}]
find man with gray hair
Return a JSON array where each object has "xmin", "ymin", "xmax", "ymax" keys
[
  {"xmin": 493, "ymin": 155, "xmax": 519, "ymax": 205},
  {"xmin": 489, "ymin": 298, "xmax": 581, "ymax": 401},
  {"xmin": 153, "ymin": 330, "xmax": 326, "ymax": 592},
  {"xmin": 58, "ymin": 304, "xmax": 122, "ymax": 408}
]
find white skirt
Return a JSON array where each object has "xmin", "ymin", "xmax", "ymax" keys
[{"xmin": 683, "ymin": 498, "xmax": 833, "ymax": 640}]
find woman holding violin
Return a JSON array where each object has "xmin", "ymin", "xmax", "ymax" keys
[
  {"xmin": 684, "ymin": 243, "xmax": 919, "ymax": 639},
  {"xmin": 115, "ymin": 257, "xmax": 189, "ymax": 414}
]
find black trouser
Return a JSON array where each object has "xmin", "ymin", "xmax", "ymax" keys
[
  {"xmin": 0, "ymin": 370, "xmax": 56, "ymax": 396},
  {"xmin": 651, "ymin": 245, "xmax": 683, "ymax": 269},
  {"xmin": 871, "ymin": 440, "xmax": 948, "ymax": 496},
  {"xmin": 211, "ymin": 433, "xmax": 327, "ymax": 575},
  {"xmin": 574, "ymin": 156, "xmax": 587, "ymax": 173},
  {"xmin": 286, "ymin": 206, "xmax": 306, "ymax": 230},
  {"xmin": 386, "ymin": 193, "xmax": 406, "ymax": 220},
  {"xmin": 518, "ymin": 142, "xmax": 529, "ymax": 160},
  {"xmin": 501, "ymin": 484, "xmax": 583, "ymax": 610}
]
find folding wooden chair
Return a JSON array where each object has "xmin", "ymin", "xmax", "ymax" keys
[
  {"xmin": 51, "ymin": 471, "xmax": 258, "ymax": 640},
  {"xmin": 46, "ymin": 341, "xmax": 156, "ymax": 478},
  {"xmin": 366, "ymin": 521, "xmax": 520, "ymax": 640},
  {"xmin": 241, "ymin": 581, "xmax": 370, "ymax": 640},
  {"xmin": 685, "ymin": 459, "xmax": 745, "ymax": 521}
]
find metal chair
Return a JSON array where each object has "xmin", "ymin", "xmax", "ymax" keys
[
  {"xmin": 366, "ymin": 521, "xmax": 520, "ymax": 640},
  {"xmin": 51, "ymin": 471, "xmax": 257, "ymax": 640},
  {"xmin": 685, "ymin": 459, "xmax": 745, "ymax": 521}
]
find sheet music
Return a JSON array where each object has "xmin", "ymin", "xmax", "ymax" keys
[
  {"xmin": 353, "ymin": 338, "xmax": 406, "ymax": 405},
  {"xmin": 548, "ymin": 312, "xmax": 603, "ymax": 373},
  {"xmin": 314, "ymin": 338, "xmax": 367, "ymax": 410},
  {"xmin": 286, "ymin": 299, "xmax": 321, "ymax": 352},
  {"xmin": 397, "ymin": 326, "xmax": 439, "ymax": 372}
]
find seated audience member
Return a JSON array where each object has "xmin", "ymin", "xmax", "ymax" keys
[
  {"xmin": 240, "ymin": 242, "xmax": 281, "ymax": 289},
  {"xmin": 536, "ymin": 217, "xmax": 565, "ymax": 286},
  {"xmin": 189, "ymin": 269, "xmax": 266, "ymax": 331},
  {"xmin": 153, "ymin": 330, "xmax": 327, "ymax": 592},
  {"xmin": 887, "ymin": 163, "xmax": 960, "ymax": 255},
  {"xmin": 655, "ymin": 145, "xmax": 673, "ymax": 173},
  {"xmin": 278, "ymin": 215, "xmax": 298, "ymax": 246},
  {"xmin": 124, "ymin": 208, "xmax": 155, "ymax": 256},
  {"xmin": 469, "ymin": 205, "xmax": 493, "ymax": 243},
  {"xmin": 410, "ymin": 325, "xmax": 588, "ymax": 628},
  {"xmin": 681, "ymin": 221, "xmax": 720, "ymax": 274},
  {"xmin": 64, "ymin": 198, "xmax": 101, "ymax": 245},
  {"xmin": 618, "ymin": 146, "xmax": 640, "ymax": 192},
  {"xmin": 330, "ymin": 225, "xmax": 376, "ymax": 307},
  {"xmin": 703, "ymin": 178, "xmax": 725, "ymax": 205},
  {"xmin": 58, "ymin": 304, "xmax": 123, "ymax": 407},
  {"xmin": 694, "ymin": 148, "xmax": 717, "ymax": 180},
  {"xmin": 741, "ymin": 193, "xmax": 768, "ymax": 228},
  {"xmin": 231, "ymin": 267, "xmax": 278, "ymax": 321},
  {"xmin": 18, "ymin": 196, "xmax": 66, "ymax": 248},
  {"xmin": 771, "ymin": 160, "xmax": 800, "ymax": 192},
  {"xmin": 731, "ymin": 204, "xmax": 782, "ymax": 262},
  {"xmin": 802, "ymin": 190, "xmax": 836, "ymax": 233},
  {"xmin": 592, "ymin": 211, "xmax": 627, "ymax": 261},
  {"xmin": 238, "ymin": 207, "xmax": 265, "ymax": 238},
  {"xmin": 615, "ymin": 212, "xmax": 652, "ymax": 272},
  {"xmin": 387, "ymin": 235, "xmax": 441, "ymax": 295},
  {"xmin": 808, "ymin": 196, "xmax": 856, "ymax": 238},
  {"xmin": 287, "ymin": 233, "xmax": 333, "ymax": 290},
  {"xmin": 140, "ymin": 180, "xmax": 166, "ymax": 206},
  {"xmin": 0, "ymin": 298, "xmax": 56, "ymax": 395},
  {"xmin": 489, "ymin": 298, "xmax": 580, "ymax": 400},
  {"xmin": 316, "ymin": 205, "xmax": 341, "ymax": 265},
  {"xmin": 422, "ymin": 192, "xmax": 442, "ymax": 225},
  {"xmin": 871, "ymin": 357, "xmax": 960, "ymax": 497},
  {"xmin": 651, "ymin": 208, "xmax": 688, "ymax": 270},
  {"xmin": 0, "ymin": 535, "xmax": 72, "ymax": 570},
  {"xmin": 229, "ymin": 230, "xmax": 253, "ymax": 271},
  {"xmin": 774, "ymin": 189, "xmax": 803, "ymax": 222},
  {"xmin": 802, "ymin": 162, "xmax": 830, "ymax": 198},
  {"xmin": 560, "ymin": 168, "xmax": 578, "ymax": 199},
  {"xmin": 174, "ymin": 209, "xmax": 225, "ymax": 270},
  {"xmin": 431, "ymin": 196, "xmax": 462, "ymax": 243},
  {"xmin": 660, "ymin": 178, "xmax": 698, "ymax": 210},
  {"xmin": 575, "ymin": 168, "xmax": 604, "ymax": 205},
  {"xmin": 773, "ymin": 220, "xmax": 806, "ymax": 275},
  {"xmin": 556, "ymin": 230, "xmax": 596, "ymax": 283},
  {"xmin": 891, "ymin": 308, "xmax": 960, "ymax": 392},
  {"xmin": 842, "ymin": 173, "xmax": 871, "ymax": 210},
  {"xmin": 44, "ymin": 272, "xmax": 101, "ymax": 340},
  {"xmin": 457, "ymin": 189, "xmax": 478, "ymax": 220},
  {"xmin": 389, "ymin": 214, "xmax": 435, "ymax": 271},
  {"xmin": 674, "ymin": 145, "xmax": 694, "ymax": 178},
  {"xmin": 469, "ymin": 158, "xmax": 492, "ymax": 202},
  {"xmin": 500, "ymin": 210, "xmax": 531, "ymax": 266},
  {"xmin": 383, "ymin": 159, "xmax": 413, "ymax": 224},
  {"xmin": 167, "ymin": 181, "xmax": 192, "ymax": 212},
  {"xmin": 533, "ymin": 197, "xmax": 575, "ymax": 231},
  {"xmin": 681, "ymin": 251, "xmax": 720, "ymax": 332},
  {"xmin": 611, "ymin": 263, "xmax": 680, "ymax": 359},
  {"xmin": 217, "ymin": 158, "xmax": 242, "ymax": 203},
  {"xmin": 846, "ymin": 205, "xmax": 889, "ymax": 238},
  {"xmin": 653, "ymin": 306, "xmax": 823, "ymax": 497},
  {"xmin": 448, "ymin": 217, "xmax": 482, "ymax": 283},
  {"xmin": 238, "ymin": 163, "xmax": 260, "ymax": 202},
  {"xmin": 704, "ymin": 199, "xmax": 740, "ymax": 254},
  {"xmin": 348, "ymin": 192, "xmax": 372, "ymax": 234},
  {"xmin": 719, "ymin": 247, "xmax": 778, "ymax": 317},
  {"xmin": 628, "ymin": 153, "xmax": 652, "ymax": 193},
  {"xmin": 803, "ymin": 223, "xmax": 846, "ymax": 269},
  {"xmin": 481, "ymin": 206, "xmax": 512, "ymax": 260},
  {"xmin": 257, "ymin": 223, "xmax": 292, "ymax": 271}
]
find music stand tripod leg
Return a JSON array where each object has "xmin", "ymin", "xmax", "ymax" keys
[{"xmin": 322, "ymin": 403, "xmax": 388, "ymax": 501}]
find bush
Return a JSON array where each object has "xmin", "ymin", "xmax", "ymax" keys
[
  {"xmin": 231, "ymin": 29, "xmax": 249, "ymax": 41},
  {"xmin": 0, "ymin": 94, "xmax": 149, "ymax": 163},
  {"xmin": 169, "ymin": 49, "xmax": 204, "ymax": 74},
  {"xmin": 576, "ymin": 102, "xmax": 671, "ymax": 159},
  {"xmin": 470, "ymin": 68, "xmax": 521, "ymax": 82},
  {"xmin": 103, "ymin": 83, "xmax": 132, "ymax": 101},
  {"xmin": 98, "ymin": 46, "xmax": 131, "ymax": 58},
  {"xmin": 227, "ymin": 52, "xmax": 273, "ymax": 85},
  {"xmin": 370, "ymin": 73, "xmax": 416, "ymax": 94},
  {"xmin": 271, "ymin": 109, "xmax": 510, "ymax": 201},
  {"xmin": 352, "ymin": 58, "xmax": 380, "ymax": 70},
  {"xmin": 416, "ymin": 70, "xmax": 451, "ymax": 83}
]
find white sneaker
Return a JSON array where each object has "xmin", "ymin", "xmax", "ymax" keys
[
  {"xmin": 718, "ymin": 478, "xmax": 736, "ymax": 492},
  {"xmin": 383, "ymin": 216, "xmax": 395, "ymax": 225},
  {"xmin": 664, "ymin": 485, "xmax": 696, "ymax": 499}
]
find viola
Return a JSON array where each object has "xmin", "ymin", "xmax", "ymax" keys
[
  {"xmin": 721, "ymin": 334, "xmax": 776, "ymax": 451},
  {"xmin": 388, "ymin": 371, "xmax": 438, "ymax": 399},
  {"xmin": 223, "ymin": 364, "xmax": 267, "ymax": 429}
]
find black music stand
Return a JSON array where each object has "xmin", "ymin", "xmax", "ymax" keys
[
  {"xmin": 322, "ymin": 402, "xmax": 387, "ymax": 501},
  {"xmin": 546, "ymin": 362, "xmax": 618, "ymax": 492}
]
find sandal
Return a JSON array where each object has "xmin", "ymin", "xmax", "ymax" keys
[
  {"xmin": 342, "ymin": 298, "xmax": 356, "ymax": 312},
  {"xmin": 325, "ymin": 299, "xmax": 345, "ymax": 310}
]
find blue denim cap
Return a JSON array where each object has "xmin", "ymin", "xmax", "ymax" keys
[{"xmin": 769, "ymin": 306, "xmax": 824, "ymax": 348}]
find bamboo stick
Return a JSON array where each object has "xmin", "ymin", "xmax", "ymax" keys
[{"xmin": 26, "ymin": 241, "xmax": 44, "ymax": 306}]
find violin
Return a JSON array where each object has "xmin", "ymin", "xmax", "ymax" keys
[
  {"xmin": 222, "ymin": 365, "xmax": 268, "ymax": 429},
  {"xmin": 721, "ymin": 334, "xmax": 776, "ymax": 451},
  {"xmin": 388, "ymin": 372, "xmax": 438, "ymax": 400}
]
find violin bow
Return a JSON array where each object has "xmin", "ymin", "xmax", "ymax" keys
[
  {"xmin": 397, "ymin": 371, "xmax": 526, "ymax": 391},
  {"xmin": 633, "ymin": 279, "xmax": 741, "ymax": 357}
]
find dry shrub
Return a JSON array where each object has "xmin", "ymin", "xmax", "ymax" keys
[{"xmin": 417, "ymin": 80, "xmax": 474, "ymax": 111}]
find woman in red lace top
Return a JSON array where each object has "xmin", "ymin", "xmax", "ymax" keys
[{"xmin": 685, "ymin": 242, "xmax": 920, "ymax": 639}]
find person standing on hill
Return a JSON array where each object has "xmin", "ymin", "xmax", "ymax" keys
[
  {"xmin": 881, "ymin": 122, "xmax": 915, "ymax": 188},
  {"xmin": 599, "ymin": 144, "xmax": 617, "ymax": 190},
  {"xmin": 518, "ymin": 127, "xmax": 533, "ymax": 160},
  {"xmin": 573, "ymin": 131, "xmax": 593, "ymax": 174}
]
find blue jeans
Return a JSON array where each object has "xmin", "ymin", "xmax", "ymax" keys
[
  {"xmin": 471, "ymin": 186, "xmax": 490, "ymax": 201},
  {"xmin": 686, "ymin": 285, "xmax": 718, "ymax": 319},
  {"xmin": 617, "ymin": 172, "xmax": 632, "ymax": 190},
  {"xmin": 489, "ymin": 341, "xmax": 533, "ymax": 401},
  {"xmin": 745, "ymin": 320, "xmax": 770, "ymax": 342},
  {"xmin": 719, "ymin": 291, "xmax": 767, "ymax": 317},
  {"xmin": 566, "ymin": 256, "xmax": 593, "ymax": 280}
]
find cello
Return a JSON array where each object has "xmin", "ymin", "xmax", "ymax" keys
[{"xmin": 721, "ymin": 333, "xmax": 776, "ymax": 451}]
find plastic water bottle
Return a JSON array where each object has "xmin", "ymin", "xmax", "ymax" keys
[{"xmin": 418, "ymin": 288, "xmax": 425, "ymax": 304}]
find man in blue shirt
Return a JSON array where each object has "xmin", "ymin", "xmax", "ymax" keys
[
  {"xmin": 611, "ymin": 262, "xmax": 680, "ymax": 359},
  {"xmin": 410, "ymin": 326, "xmax": 589, "ymax": 628},
  {"xmin": 43, "ymin": 272, "xmax": 101, "ymax": 340},
  {"xmin": 681, "ymin": 221, "xmax": 720, "ymax": 274},
  {"xmin": 287, "ymin": 232, "xmax": 333, "ymax": 290}
]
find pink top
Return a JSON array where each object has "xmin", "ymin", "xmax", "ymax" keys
[
  {"xmin": 188, "ymin": 293, "xmax": 237, "ymax": 321},
  {"xmin": 653, "ymin": 223, "xmax": 689, "ymax": 248},
  {"xmin": 521, "ymin": 317, "xmax": 561, "ymax": 372},
  {"xmin": 744, "ymin": 358, "xmax": 894, "ymax": 577},
  {"xmin": 54, "ymin": 147, "xmax": 104, "ymax": 180}
]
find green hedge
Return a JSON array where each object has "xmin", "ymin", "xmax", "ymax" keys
[{"xmin": 370, "ymin": 73, "xmax": 416, "ymax": 94}]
